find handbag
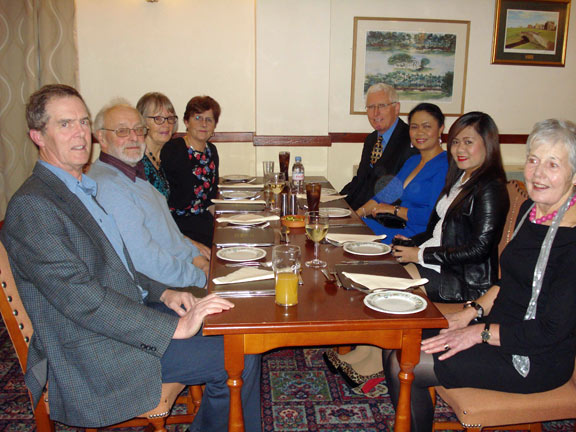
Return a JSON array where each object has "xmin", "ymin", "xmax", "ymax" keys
[{"xmin": 367, "ymin": 213, "xmax": 407, "ymax": 229}]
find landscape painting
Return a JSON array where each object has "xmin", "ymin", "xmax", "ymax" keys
[
  {"xmin": 492, "ymin": 0, "xmax": 570, "ymax": 66},
  {"xmin": 351, "ymin": 18, "xmax": 470, "ymax": 116}
]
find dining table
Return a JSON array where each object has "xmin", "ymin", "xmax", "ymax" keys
[{"xmin": 203, "ymin": 176, "xmax": 447, "ymax": 432}]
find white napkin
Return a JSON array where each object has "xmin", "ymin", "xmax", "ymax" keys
[
  {"xmin": 212, "ymin": 199, "xmax": 266, "ymax": 205},
  {"xmin": 216, "ymin": 215, "xmax": 280, "ymax": 224},
  {"xmin": 219, "ymin": 183, "xmax": 264, "ymax": 189},
  {"xmin": 342, "ymin": 273, "xmax": 428, "ymax": 290},
  {"xmin": 213, "ymin": 267, "xmax": 274, "ymax": 285},
  {"xmin": 326, "ymin": 233, "xmax": 387, "ymax": 244},
  {"xmin": 296, "ymin": 194, "xmax": 347, "ymax": 203}
]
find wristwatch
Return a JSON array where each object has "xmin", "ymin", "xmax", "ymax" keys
[
  {"xmin": 481, "ymin": 322, "xmax": 491, "ymax": 344},
  {"xmin": 393, "ymin": 205, "xmax": 400, "ymax": 216},
  {"xmin": 463, "ymin": 300, "xmax": 484, "ymax": 321}
]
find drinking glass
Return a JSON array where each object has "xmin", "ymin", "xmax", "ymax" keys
[
  {"xmin": 262, "ymin": 160, "xmax": 274, "ymax": 177},
  {"xmin": 272, "ymin": 245, "xmax": 301, "ymax": 306},
  {"xmin": 279, "ymin": 151, "xmax": 290, "ymax": 177},
  {"xmin": 305, "ymin": 211, "xmax": 329, "ymax": 268},
  {"xmin": 266, "ymin": 172, "xmax": 286, "ymax": 212},
  {"xmin": 262, "ymin": 161, "xmax": 275, "ymax": 210},
  {"xmin": 305, "ymin": 182, "xmax": 322, "ymax": 212}
]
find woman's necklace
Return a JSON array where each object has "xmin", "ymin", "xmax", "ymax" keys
[
  {"xmin": 147, "ymin": 150, "xmax": 161, "ymax": 168},
  {"xmin": 530, "ymin": 193, "xmax": 576, "ymax": 224}
]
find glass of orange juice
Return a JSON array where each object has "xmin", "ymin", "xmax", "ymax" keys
[{"xmin": 272, "ymin": 244, "xmax": 301, "ymax": 306}]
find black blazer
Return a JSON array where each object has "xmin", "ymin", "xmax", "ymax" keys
[
  {"xmin": 340, "ymin": 119, "xmax": 416, "ymax": 210},
  {"xmin": 412, "ymin": 175, "xmax": 509, "ymax": 302}
]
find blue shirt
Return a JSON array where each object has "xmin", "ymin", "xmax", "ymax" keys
[{"xmin": 38, "ymin": 161, "xmax": 148, "ymax": 299}]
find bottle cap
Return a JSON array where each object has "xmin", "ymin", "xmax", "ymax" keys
[{"xmin": 295, "ymin": 156, "xmax": 302, "ymax": 162}]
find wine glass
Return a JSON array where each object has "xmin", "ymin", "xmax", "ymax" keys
[
  {"xmin": 267, "ymin": 172, "xmax": 286, "ymax": 213},
  {"xmin": 305, "ymin": 211, "xmax": 329, "ymax": 268}
]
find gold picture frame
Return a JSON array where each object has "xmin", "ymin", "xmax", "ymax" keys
[
  {"xmin": 491, "ymin": 0, "xmax": 571, "ymax": 66},
  {"xmin": 350, "ymin": 17, "xmax": 470, "ymax": 117}
]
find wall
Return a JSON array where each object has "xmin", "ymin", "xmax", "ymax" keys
[{"xmin": 76, "ymin": 0, "xmax": 576, "ymax": 191}]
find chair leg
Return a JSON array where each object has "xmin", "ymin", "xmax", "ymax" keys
[
  {"xmin": 191, "ymin": 385, "xmax": 204, "ymax": 415},
  {"xmin": 529, "ymin": 423, "xmax": 543, "ymax": 432},
  {"xmin": 147, "ymin": 416, "xmax": 169, "ymax": 432},
  {"xmin": 33, "ymin": 399, "xmax": 55, "ymax": 432}
]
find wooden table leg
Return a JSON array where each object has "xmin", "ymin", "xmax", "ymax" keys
[
  {"xmin": 224, "ymin": 334, "xmax": 246, "ymax": 432},
  {"xmin": 395, "ymin": 328, "xmax": 422, "ymax": 432}
]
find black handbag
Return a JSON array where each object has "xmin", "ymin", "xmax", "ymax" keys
[{"xmin": 368, "ymin": 213, "xmax": 407, "ymax": 229}]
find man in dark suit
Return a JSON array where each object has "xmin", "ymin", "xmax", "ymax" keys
[
  {"xmin": 340, "ymin": 83, "xmax": 418, "ymax": 210},
  {"xmin": 0, "ymin": 85, "xmax": 261, "ymax": 431}
]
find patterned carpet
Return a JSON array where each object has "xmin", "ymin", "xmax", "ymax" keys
[{"xmin": 0, "ymin": 319, "xmax": 574, "ymax": 431}]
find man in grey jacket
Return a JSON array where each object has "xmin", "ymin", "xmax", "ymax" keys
[{"xmin": 1, "ymin": 84, "xmax": 261, "ymax": 431}]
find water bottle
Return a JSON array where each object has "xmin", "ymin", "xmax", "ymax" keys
[{"xmin": 292, "ymin": 156, "xmax": 305, "ymax": 194}]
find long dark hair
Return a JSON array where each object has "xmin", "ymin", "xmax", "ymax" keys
[
  {"xmin": 408, "ymin": 103, "xmax": 445, "ymax": 128},
  {"xmin": 441, "ymin": 111, "xmax": 506, "ymax": 197}
]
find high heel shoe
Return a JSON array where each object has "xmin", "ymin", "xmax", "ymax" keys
[
  {"xmin": 337, "ymin": 361, "xmax": 387, "ymax": 395},
  {"xmin": 322, "ymin": 349, "xmax": 342, "ymax": 374}
]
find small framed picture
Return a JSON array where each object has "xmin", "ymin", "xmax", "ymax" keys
[{"xmin": 491, "ymin": 0, "xmax": 571, "ymax": 66}]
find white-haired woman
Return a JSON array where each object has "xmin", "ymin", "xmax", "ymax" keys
[{"xmin": 384, "ymin": 119, "xmax": 576, "ymax": 432}]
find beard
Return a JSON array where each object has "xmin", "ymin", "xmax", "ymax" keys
[{"xmin": 112, "ymin": 140, "xmax": 146, "ymax": 165}]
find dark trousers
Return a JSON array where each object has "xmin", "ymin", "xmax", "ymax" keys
[{"xmin": 150, "ymin": 303, "xmax": 262, "ymax": 432}]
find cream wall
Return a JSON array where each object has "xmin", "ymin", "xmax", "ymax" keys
[{"xmin": 76, "ymin": 0, "xmax": 576, "ymax": 191}]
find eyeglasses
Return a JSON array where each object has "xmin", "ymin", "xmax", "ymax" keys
[
  {"xmin": 365, "ymin": 102, "xmax": 398, "ymax": 111},
  {"xmin": 101, "ymin": 127, "xmax": 149, "ymax": 137},
  {"xmin": 191, "ymin": 114, "xmax": 215, "ymax": 124},
  {"xmin": 147, "ymin": 115, "xmax": 178, "ymax": 125}
]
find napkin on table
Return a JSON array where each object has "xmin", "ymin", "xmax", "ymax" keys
[
  {"xmin": 212, "ymin": 199, "xmax": 266, "ymax": 205},
  {"xmin": 216, "ymin": 215, "xmax": 280, "ymax": 224},
  {"xmin": 213, "ymin": 267, "xmax": 274, "ymax": 285},
  {"xmin": 296, "ymin": 194, "xmax": 347, "ymax": 203},
  {"xmin": 219, "ymin": 183, "xmax": 264, "ymax": 189},
  {"xmin": 326, "ymin": 233, "xmax": 387, "ymax": 244},
  {"xmin": 342, "ymin": 273, "xmax": 428, "ymax": 290}
]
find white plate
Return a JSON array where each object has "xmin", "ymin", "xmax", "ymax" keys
[
  {"xmin": 219, "ymin": 190, "xmax": 259, "ymax": 200},
  {"xmin": 223, "ymin": 214, "xmax": 271, "ymax": 225},
  {"xmin": 343, "ymin": 242, "xmax": 391, "ymax": 256},
  {"xmin": 322, "ymin": 187, "xmax": 338, "ymax": 196},
  {"xmin": 216, "ymin": 247, "xmax": 267, "ymax": 262},
  {"xmin": 222, "ymin": 175, "xmax": 255, "ymax": 183},
  {"xmin": 320, "ymin": 207, "xmax": 352, "ymax": 218},
  {"xmin": 364, "ymin": 291, "xmax": 427, "ymax": 314}
]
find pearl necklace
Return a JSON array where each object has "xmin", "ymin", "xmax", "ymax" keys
[{"xmin": 529, "ymin": 194, "xmax": 576, "ymax": 224}]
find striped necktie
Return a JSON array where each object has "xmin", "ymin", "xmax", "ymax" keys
[{"xmin": 370, "ymin": 135, "xmax": 384, "ymax": 165}]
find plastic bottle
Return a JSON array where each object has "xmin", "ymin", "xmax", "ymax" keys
[{"xmin": 291, "ymin": 156, "xmax": 305, "ymax": 194}]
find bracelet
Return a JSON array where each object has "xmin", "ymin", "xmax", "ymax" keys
[{"xmin": 393, "ymin": 205, "xmax": 400, "ymax": 216}]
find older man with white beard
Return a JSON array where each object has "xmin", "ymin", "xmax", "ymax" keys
[{"xmin": 89, "ymin": 101, "xmax": 209, "ymax": 288}]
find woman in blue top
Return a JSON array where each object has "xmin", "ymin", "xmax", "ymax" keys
[{"xmin": 357, "ymin": 103, "xmax": 448, "ymax": 244}]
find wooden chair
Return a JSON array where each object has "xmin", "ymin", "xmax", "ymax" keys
[
  {"xmin": 432, "ymin": 180, "xmax": 576, "ymax": 430},
  {"xmin": 0, "ymin": 238, "xmax": 203, "ymax": 432}
]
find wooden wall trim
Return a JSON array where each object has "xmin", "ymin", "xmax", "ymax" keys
[{"xmin": 173, "ymin": 132, "xmax": 528, "ymax": 145}]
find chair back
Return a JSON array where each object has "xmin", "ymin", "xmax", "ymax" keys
[{"xmin": 498, "ymin": 180, "xmax": 528, "ymax": 259}]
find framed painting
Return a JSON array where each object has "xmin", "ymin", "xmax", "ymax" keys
[
  {"xmin": 350, "ymin": 17, "xmax": 470, "ymax": 116},
  {"xmin": 491, "ymin": 0, "xmax": 571, "ymax": 66}
]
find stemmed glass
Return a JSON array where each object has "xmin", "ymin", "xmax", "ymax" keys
[
  {"xmin": 305, "ymin": 211, "xmax": 329, "ymax": 268},
  {"xmin": 267, "ymin": 172, "xmax": 286, "ymax": 213}
]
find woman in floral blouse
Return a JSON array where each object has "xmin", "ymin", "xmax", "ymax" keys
[{"xmin": 161, "ymin": 96, "xmax": 220, "ymax": 247}]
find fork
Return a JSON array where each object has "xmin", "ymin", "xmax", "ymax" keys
[
  {"xmin": 220, "ymin": 222, "xmax": 270, "ymax": 229},
  {"xmin": 225, "ymin": 261, "xmax": 272, "ymax": 268}
]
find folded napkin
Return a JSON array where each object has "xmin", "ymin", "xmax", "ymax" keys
[
  {"xmin": 216, "ymin": 215, "xmax": 280, "ymax": 224},
  {"xmin": 342, "ymin": 273, "xmax": 428, "ymax": 290},
  {"xmin": 213, "ymin": 267, "xmax": 274, "ymax": 285},
  {"xmin": 296, "ymin": 194, "xmax": 347, "ymax": 203},
  {"xmin": 219, "ymin": 183, "xmax": 264, "ymax": 189},
  {"xmin": 326, "ymin": 233, "xmax": 387, "ymax": 244},
  {"xmin": 212, "ymin": 199, "xmax": 266, "ymax": 205}
]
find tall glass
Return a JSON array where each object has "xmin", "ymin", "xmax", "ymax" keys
[
  {"xmin": 262, "ymin": 161, "xmax": 275, "ymax": 210},
  {"xmin": 305, "ymin": 182, "xmax": 322, "ymax": 212},
  {"xmin": 279, "ymin": 151, "xmax": 290, "ymax": 177},
  {"xmin": 272, "ymin": 245, "xmax": 301, "ymax": 306},
  {"xmin": 267, "ymin": 172, "xmax": 286, "ymax": 213},
  {"xmin": 305, "ymin": 211, "xmax": 329, "ymax": 268}
]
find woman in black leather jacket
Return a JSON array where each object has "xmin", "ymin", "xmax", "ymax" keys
[{"xmin": 393, "ymin": 112, "xmax": 509, "ymax": 302}]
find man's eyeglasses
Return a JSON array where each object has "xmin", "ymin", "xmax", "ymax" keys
[
  {"xmin": 191, "ymin": 115, "xmax": 215, "ymax": 124},
  {"xmin": 147, "ymin": 115, "xmax": 178, "ymax": 125},
  {"xmin": 365, "ymin": 102, "xmax": 398, "ymax": 111},
  {"xmin": 101, "ymin": 127, "xmax": 149, "ymax": 137}
]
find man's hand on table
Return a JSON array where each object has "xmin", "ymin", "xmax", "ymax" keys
[
  {"xmin": 188, "ymin": 237, "xmax": 211, "ymax": 259},
  {"xmin": 173, "ymin": 294, "xmax": 235, "ymax": 339}
]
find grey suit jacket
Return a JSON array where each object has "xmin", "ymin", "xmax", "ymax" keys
[{"xmin": 1, "ymin": 163, "xmax": 179, "ymax": 427}]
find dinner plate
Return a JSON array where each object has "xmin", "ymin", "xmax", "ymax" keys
[
  {"xmin": 223, "ymin": 214, "xmax": 271, "ymax": 226},
  {"xmin": 321, "ymin": 187, "xmax": 338, "ymax": 196},
  {"xmin": 221, "ymin": 174, "xmax": 256, "ymax": 183},
  {"xmin": 343, "ymin": 242, "xmax": 391, "ymax": 256},
  {"xmin": 364, "ymin": 291, "xmax": 427, "ymax": 314},
  {"xmin": 219, "ymin": 190, "xmax": 259, "ymax": 200},
  {"xmin": 216, "ymin": 247, "xmax": 267, "ymax": 262},
  {"xmin": 320, "ymin": 207, "xmax": 352, "ymax": 218}
]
